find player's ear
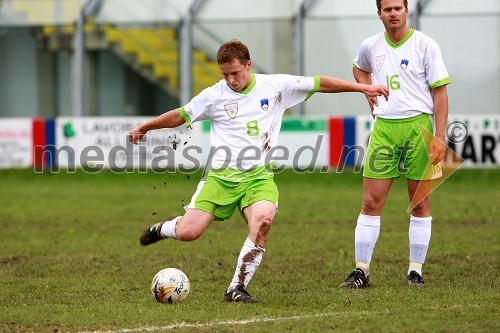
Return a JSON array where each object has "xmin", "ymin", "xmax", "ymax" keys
[{"xmin": 246, "ymin": 60, "xmax": 252, "ymax": 71}]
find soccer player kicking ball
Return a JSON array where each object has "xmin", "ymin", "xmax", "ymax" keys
[
  {"xmin": 340, "ymin": 0, "xmax": 451, "ymax": 289},
  {"xmin": 129, "ymin": 39, "xmax": 388, "ymax": 303}
]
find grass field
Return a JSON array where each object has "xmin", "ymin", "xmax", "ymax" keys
[{"xmin": 1, "ymin": 168, "xmax": 499, "ymax": 332}]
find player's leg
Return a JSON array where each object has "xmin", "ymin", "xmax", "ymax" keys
[
  {"xmin": 406, "ymin": 178, "xmax": 432, "ymax": 287},
  {"xmin": 245, "ymin": 199, "xmax": 277, "ymax": 248},
  {"xmin": 140, "ymin": 177, "xmax": 220, "ymax": 245},
  {"xmin": 340, "ymin": 117, "xmax": 401, "ymax": 287},
  {"xmin": 174, "ymin": 209, "xmax": 216, "ymax": 241},
  {"xmin": 357, "ymin": 177, "xmax": 393, "ymax": 272},
  {"xmin": 224, "ymin": 200, "xmax": 277, "ymax": 303},
  {"xmin": 340, "ymin": 177, "xmax": 392, "ymax": 288},
  {"xmin": 139, "ymin": 209, "xmax": 215, "ymax": 245},
  {"xmin": 404, "ymin": 114, "xmax": 434, "ymax": 286},
  {"xmin": 224, "ymin": 177, "xmax": 278, "ymax": 303}
]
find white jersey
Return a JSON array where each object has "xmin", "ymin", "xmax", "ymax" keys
[
  {"xmin": 180, "ymin": 73, "xmax": 319, "ymax": 173},
  {"xmin": 354, "ymin": 28, "xmax": 451, "ymax": 119}
]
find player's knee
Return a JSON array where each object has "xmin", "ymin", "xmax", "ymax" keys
[
  {"xmin": 362, "ymin": 196, "xmax": 384, "ymax": 213},
  {"xmin": 253, "ymin": 218, "xmax": 272, "ymax": 248},
  {"xmin": 411, "ymin": 199, "xmax": 430, "ymax": 216},
  {"xmin": 259, "ymin": 218, "xmax": 272, "ymax": 234},
  {"xmin": 176, "ymin": 224, "xmax": 203, "ymax": 241}
]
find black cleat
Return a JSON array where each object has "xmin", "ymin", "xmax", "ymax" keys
[
  {"xmin": 340, "ymin": 268, "xmax": 370, "ymax": 289},
  {"xmin": 224, "ymin": 285, "xmax": 258, "ymax": 303},
  {"xmin": 407, "ymin": 270, "xmax": 425, "ymax": 287},
  {"xmin": 139, "ymin": 221, "xmax": 165, "ymax": 246}
]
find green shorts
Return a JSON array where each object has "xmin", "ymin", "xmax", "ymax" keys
[
  {"xmin": 186, "ymin": 170, "xmax": 279, "ymax": 221},
  {"xmin": 363, "ymin": 113, "xmax": 435, "ymax": 180}
]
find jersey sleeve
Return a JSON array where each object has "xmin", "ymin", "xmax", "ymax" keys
[
  {"xmin": 353, "ymin": 38, "xmax": 372, "ymax": 73},
  {"xmin": 180, "ymin": 83, "xmax": 219, "ymax": 126},
  {"xmin": 281, "ymin": 75, "xmax": 319, "ymax": 109},
  {"xmin": 425, "ymin": 39, "xmax": 451, "ymax": 89}
]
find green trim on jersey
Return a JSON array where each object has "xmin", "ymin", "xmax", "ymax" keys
[
  {"xmin": 384, "ymin": 28, "xmax": 415, "ymax": 49},
  {"xmin": 236, "ymin": 73, "xmax": 256, "ymax": 95},
  {"xmin": 429, "ymin": 77, "xmax": 451, "ymax": 89},
  {"xmin": 179, "ymin": 107, "xmax": 192, "ymax": 127},
  {"xmin": 305, "ymin": 76, "xmax": 321, "ymax": 101}
]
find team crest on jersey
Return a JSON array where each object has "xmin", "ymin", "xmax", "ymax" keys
[
  {"xmin": 260, "ymin": 98, "xmax": 269, "ymax": 111},
  {"xmin": 224, "ymin": 103, "xmax": 238, "ymax": 119},
  {"xmin": 376, "ymin": 55, "xmax": 385, "ymax": 71},
  {"xmin": 400, "ymin": 59, "xmax": 409, "ymax": 70}
]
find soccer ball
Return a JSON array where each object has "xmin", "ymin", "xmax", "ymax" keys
[{"xmin": 151, "ymin": 268, "xmax": 190, "ymax": 304}]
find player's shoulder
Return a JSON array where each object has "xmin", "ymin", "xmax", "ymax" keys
[
  {"xmin": 196, "ymin": 79, "xmax": 227, "ymax": 99},
  {"xmin": 255, "ymin": 73, "xmax": 315, "ymax": 91},
  {"xmin": 411, "ymin": 29, "xmax": 441, "ymax": 52},
  {"xmin": 412, "ymin": 29, "xmax": 435, "ymax": 42},
  {"xmin": 254, "ymin": 73, "xmax": 297, "ymax": 87},
  {"xmin": 359, "ymin": 31, "xmax": 385, "ymax": 50},
  {"xmin": 254, "ymin": 73, "xmax": 291, "ymax": 82}
]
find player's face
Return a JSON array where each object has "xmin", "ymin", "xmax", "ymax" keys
[
  {"xmin": 378, "ymin": 0, "xmax": 408, "ymax": 31},
  {"xmin": 219, "ymin": 59, "xmax": 252, "ymax": 92}
]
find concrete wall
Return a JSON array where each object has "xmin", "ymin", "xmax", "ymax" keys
[{"xmin": 0, "ymin": 29, "xmax": 38, "ymax": 117}]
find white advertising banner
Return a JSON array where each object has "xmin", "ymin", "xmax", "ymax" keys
[
  {"xmin": 55, "ymin": 117, "xmax": 203, "ymax": 171},
  {"xmin": 355, "ymin": 115, "xmax": 374, "ymax": 168},
  {"xmin": 447, "ymin": 115, "xmax": 500, "ymax": 167},
  {"xmin": 0, "ymin": 118, "xmax": 32, "ymax": 168},
  {"xmin": 0, "ymin": 115, "xmax": 497, "ymax": 171},
  {"xmin": 277, "ymin": 132, "xmax": 328, "ymax": 168}
]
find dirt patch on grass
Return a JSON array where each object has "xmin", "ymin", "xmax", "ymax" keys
[{"xmin": 0, "ymin": 255, "xmax": 26, "ymax": 265}]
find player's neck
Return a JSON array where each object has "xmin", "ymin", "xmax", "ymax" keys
[{"xmin": 385, "ymin": 25, "xmax": 410, "ymax": 44}]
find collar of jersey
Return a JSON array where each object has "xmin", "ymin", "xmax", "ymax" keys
[
  {"xmin": 384, "ymin": 27, "xmax": 414, "ymax": 49},
  {"xmin": 235, "ymin": 73, "xmax": 256, "ymax": 95}
]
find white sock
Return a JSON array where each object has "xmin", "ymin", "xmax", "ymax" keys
[
  {"xmin": 160, "ymin": 216, "xmax": 181, "ymax": 239},
  {"xmin": 355, "ymin": 214, "xmax": 381, "ymax": 275},
  {"xmin": 227, "ymin": 238, "xmax": 265, "ymax": 292},
  {"xmin": 408, "ymin": 215, "xmax": 432, "ymax": 276}
]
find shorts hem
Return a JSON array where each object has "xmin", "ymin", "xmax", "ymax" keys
[
  {"xmin": 362, "ymin": 173, "xmax": 400, "ymax": 179},
  {"xmin": 406, "ymin": 175, "xmax": 434, "ymax": 181},
  {"xmin": 240, "ymin": 198, "xmax": 278, "ymax": 211},
  {"xmin": 186, "ymin": 206, "xmax": 224, "ymax": 221}
]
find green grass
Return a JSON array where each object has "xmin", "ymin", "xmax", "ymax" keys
[{"xmin": 1, "ymin": 168, "xmax": 499, "ymax": 332}]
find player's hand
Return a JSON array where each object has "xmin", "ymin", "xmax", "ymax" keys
[
  {"xmin": 364, "ymin": 84, "xmax": 389, "ymax": 100},
  {"xmin": 128, "ymin": 126, "xmax": 147, "ymax": 144},
  {"xmin": 365, "ymin": 95, "xmax": 378, "ymax": 116},
  {"xmin": 429, "ymin": 136, "xmax": 446, "ymax": 165}
]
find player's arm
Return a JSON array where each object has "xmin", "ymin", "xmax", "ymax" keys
[
  {"xmin": 129, "ymin": 108, "xmax": 186, "ymax": 144},
  {"xmin": 429, "ymin": 85, "xmax": 449, "ymax": 165},
  {"xmin": 353, "ymin": 66, "xmax": 379, "ymax": 113},
  {"xmin": 318, "ymin": 76, "xmax": 388, "ymax": 100}
]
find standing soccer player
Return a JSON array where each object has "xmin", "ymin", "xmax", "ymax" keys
[
  {"xmin": 340, "ymin": 0, "xmax": 450, "ymax": 288},
  {"xmin": 129, "ymin": 40, "xmax": 388, "ymax": 302}
]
